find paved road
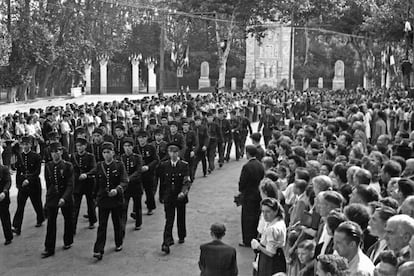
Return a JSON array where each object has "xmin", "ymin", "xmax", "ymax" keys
[{"xmin": 0, "ymin": 125, "xmax": 261, "ymax": 276}]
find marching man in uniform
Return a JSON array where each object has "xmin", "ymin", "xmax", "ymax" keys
[
  {"xmin": 92, "ymin": 142, "xmax": 128, "ymax": 260},
  {"xmin": 0, "ymin": 163, "xmax": 13, "ymax": 245},
  {"xmin": 159, "ymin": 142, "xmax": 191, "ymax": 254},
  {"xmin": 42, "ymin": 142, "xmax": 74, "ymax": 258},
  {"xmin": 120, "ymin": 137, "xmax": 143, "ymax": 236},
  {"xmin": 71, "ymin": 137, "xmax": 97, "ymax": 233},
  {"xmin": 12, "ymin": 135, "xmax": 44, "ymax": 235}
]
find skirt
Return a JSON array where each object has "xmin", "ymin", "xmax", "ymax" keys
[{"xmin": 254, "ymin": 247, "xmax": 286, "ymax": 276}]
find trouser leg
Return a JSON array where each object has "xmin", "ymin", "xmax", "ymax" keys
[
  {"xmin": 94, "ymin": 207, "xmax": 110, "ymax": 254},
  {"xmin": 12, "ymin": 190, "xmax": 29, "ymax": 230},
  {"xmin": 142, "ymin": 176, "xmax": 156, "ymax": 210},
  {"xmin": 217, "ymin": 141, "xmax": 225, "ymax": 164},
  {"xmin": 121, "ymin": 194, "xmax": 131, "ymax": 238},
  {"xmin": 44, "ymin": 206, "xmax": 59, "ymax": 252},
  {"xmin": 176, "ymin": 204, "xmax": 186, "ymax": 240},
  {"xmin": 133, "ymin": 193, "xmax": 142, "ymax": 227},
  {"xmin": 30, "ymin": 186, "xmax": 45, "ymax": 224},
  {"xmin": 163, "ymin": 203, "xmax": 175, "ymax": 245},
  {"xmin": 111, "ymin": 206, "xmax": 123, "ymax": 247},
  {"xmin": 85, "ymin": 192, "xmax": 97, "ymax": 224},
  {"xmin": 0, "ymin": 203, "xmax": 13, "ymax": 242},
  {"xmin": 61, "ymin": 203, "xmax": 74, "ymax": 246},
  {"xmin": 72, "ymin": 193, "xmax": 82, "ymax": 233}
]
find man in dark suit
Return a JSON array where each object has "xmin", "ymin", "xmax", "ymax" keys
[
  {"xmin": 92, "ymin": 142, "xmax": 129, "ymax": 260},
  {"xmin": 199, "ymin": 223, "xmax": 238, "ymax": 276},
  {"xmin": 42, "ymin": 142, "xmax": 74, "ymax": 258},
  {"xmin": 237, "ymin": 145, "xmax": 264, "ymax": 247},
  {"xmin": 257, "ymin": 106, "xmax": 278, "ymax": 147},
  {"xmin": 193, "ymin": 116, "xmax": 209, "ymax": 178},
  {"xmin": 0, "ymin": 163, "xmax": 13, "ymax": 245},
  {"xmin": 70, "ymin": 137, "xmax": 97, "ymax": 233},
  {"xmin": 159, "ymin": 142, "xmax": 191, "ymax": 254},
  {"xmin": 12, "ymin": 135, "xmax": 44, "ymax": 235}
]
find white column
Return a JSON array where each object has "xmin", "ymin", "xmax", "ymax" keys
[
  {"xmin": 131, "ymin": 58, "xmax": 140, "ymax": 94},
  {"xmin": 148, "ymin": 62, "xmax": 156, "ymax": 93},
  {"xmin": 99, "ymin": 56, "xmax": 108, "ymax": 94},
  {"xmin": 84, "ymin": 60, "xmax": 92, "ymax": 94}
]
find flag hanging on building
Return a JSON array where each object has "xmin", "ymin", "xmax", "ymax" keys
[{"xmin": 184, "ymin": 45, "xmax": 189, "ymax": 67}]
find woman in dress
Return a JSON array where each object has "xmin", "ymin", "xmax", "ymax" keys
[{"xmin": 252, "ymin": 198, "xmax": 287, "ymax": 276}]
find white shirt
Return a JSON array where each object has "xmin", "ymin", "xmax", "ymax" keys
[
  {"xmin": 348, "ymin": 248, "xmax": 375, "ymax": 276},
  {"xmin": 259, "ymin": 218, "xmax": 286, "ymax": 254}
]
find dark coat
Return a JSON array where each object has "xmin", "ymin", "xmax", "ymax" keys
[
  {"xmin": 182, "ymin": 130, "xmax": 198, "ymax": 160},
  {"xmin": 238, "ymin": 158, "xmax": 265, "ymax": 202},
  {"xmin": 159, "ymin": 159, "xmax": 191, "ymax": 204},
  {"xmin": 70, "ymin": 152, "xmax": 96, "ymax": 194},
  {"xmin": 135, "ymin": 143, "xmax": 159, "ymax": 176},
  {"xmin": 0, "ymin": 164, "xmax": 11, "ymax": 205},
  {"xmin": 215, "ymin": 118, "xmax": 231, "ymax": 141},
  {"xmin": 121, "ymin": 153, "xmax": 143, "ymax": 195},
  {"xmin": 44, "ymin": 160, "xmax": 74, "ymax": 208},
  {"xmin": 15, "ymin": 150, "xmax": 42, "ymax": 190},
  {"xmin": 199, "ymin": 240, "xmax": 238, "ymax": 276},
  {"xmin": 92, "ymin": 160, "xmax": 128, "ymax": 208},
  {"xmin": 194, "ymin": 125, "xmax": 209, "ymax": 152}
]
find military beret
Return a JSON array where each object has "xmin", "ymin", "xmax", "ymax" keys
[
  {"xmin": 167, "ymin": 142, "xmax": 182, "ymax": 151},
  {"xmin": 161, "ymin": 113, "xmax": 168, "ymax": 119},
  {"xmin": 101, "ymin": 142, "xmax": 114, "ymax": 152},
  {"xmin": 122, "ymin": 137, "xmax": 134, "ymax": 146},
  {"xmin": 21, "ymin": 135, "xmax": 32, "ymax": 145},
  {"xmin": 46, "ymin": 111, "xmax": 53, "ymax": 116},
  {"xmin": 75, "ymin": 137, "xmax": 88, "ymax": 145},
  {"xmin": 181, "ymin": 119, "xmax": 190, "ymax": 125},
  {"xmin": 49, "ymin": 142, "xmax": 63, "ymax": 152}
]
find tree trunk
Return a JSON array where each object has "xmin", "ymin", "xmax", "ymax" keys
[
  {"xmin": 28, "ymin": 65, "xmax": 37, "ymax": 99},
  {"xmin": 215, "ymin": 13, "xmax": 234, "ymax": 92},
  {"xmin": 304, "ymin": 23, "xmax": 310, "ymax": 66},
  {"xmin": 7, "ymin": 86, "xmax": 16, "ymax": 103},
  {"xmin": 38, "ymin": 66, "xmax": 53, "ymax": 97}
]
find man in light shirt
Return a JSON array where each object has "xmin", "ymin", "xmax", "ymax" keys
[
  {"xmin": 384, "ymin": 214, "xmax": 414, "ymax": 266},
  {"xmin": 334, "ymin": 221, "xmax": 375, "ymax": 276}
]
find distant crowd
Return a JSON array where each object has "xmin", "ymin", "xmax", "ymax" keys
[{"xmin": 1, "ymin": 88, "xmax": 414, "ymax": 275}]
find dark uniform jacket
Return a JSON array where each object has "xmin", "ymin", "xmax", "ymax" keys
[
  {"xmin": 152, "ymin": 140, "xmax": 168, "ymax": 162},
  {"xmin": 70, "ymin": 151, "xmax": 96, "ymax": 194},
  {"xmin": 167, "ymin": 132, "xmax": 186, "ymax": 156},
  {"xmin": 258, "ymin": 114, "xmax": 278, "ymax": 137},
  {"xmin": 44, "ymin": 160, "xmax": 74, "ymax": 208},
  {"xmin": 159, "ymin": 125, "xmax": 171, "ymax": 142},
  {"xmin": 239, "ymin": 116, "xmax": 253, "ymax": 136},
  {"xmin": 16, "ymin": 150, "xmax": 42, "ymax": 190},
  {"xmin": 0, "ymin": 165, "xmax": 11, "ymax": 205},
  {"xmin": 93, "ymin": 160, "xmax": 128, "ymax": 208},
  {"xmin": 194, "ymin": 125, "xmax": 209, "ymax": 152},
  {"xmin": 229, "ymin": 117, "xmax": 241, "ymax": 137},
  {"xmin": 199, "ymin": 240, "xmax": 238, "ymax": 276},
  {"xmin": 90, "ymin": 142, "xmax": 104, "ymax": 163},
  {"xmin": 121, "ymin": 153, "xmax": 143, "ymax": 195},
  {"xmin": 134, "ymin": 143, "xmax": 159, "ymax": 177},
  {"xmin": 182, "ymin": 130, "xmax": 198, "ymax": 160},
  {"xmin": 214, "ymin": 118, "xmax": 231, "ymax": 142},
  {"xmin": 113, "ymin": 136, "xmax": 128, "ymax": 158},
  {"xmin": 207, "ymin": 122, "xmax": 221, "ymax": 142},
  {"xmin": 238, "ymin": 158, "xmax": 264, "ymax": 202},
  {"xmin": 159, "ymin": 160, "xmax": 191, "ymax": 204}
]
